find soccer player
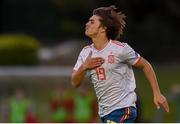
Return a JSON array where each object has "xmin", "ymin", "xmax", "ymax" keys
[{"xmin": 71, "ymin": 5, "xmax": 169, "ymax": 123}]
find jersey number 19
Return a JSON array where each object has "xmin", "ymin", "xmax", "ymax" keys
[{"xmin": 96, "ymin": 67, "xmax": 106, "ymax": 80}]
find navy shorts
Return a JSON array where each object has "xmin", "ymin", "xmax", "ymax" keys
[{"xmin": 101, "ymin": 106, "xmax": 137, "ymax": 123}]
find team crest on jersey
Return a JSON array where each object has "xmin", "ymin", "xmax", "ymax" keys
[{"xmin": 108, "ymin": 54, "xmax": 115, "ymax": 64}]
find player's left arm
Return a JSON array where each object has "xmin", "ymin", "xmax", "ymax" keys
[{"xmin": 133, "ymin": 56, "xmax": 169, "ymax": 112}]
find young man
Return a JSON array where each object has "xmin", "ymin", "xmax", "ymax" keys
[{"xmin": 71, "ymin": 5, "xmax": 169, "ymax": 123}]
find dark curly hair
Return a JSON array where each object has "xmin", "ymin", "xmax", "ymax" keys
[{"xmin": 93, "ymin": 5, "xmax": 126, "ymax": 40}]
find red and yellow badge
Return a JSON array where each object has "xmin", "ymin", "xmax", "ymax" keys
[{"xmin": 108, "ymin": 53, "xmax": 115, "ymax": 64}]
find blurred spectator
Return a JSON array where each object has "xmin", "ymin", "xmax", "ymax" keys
[
  {"xmin": 74, "ymin": 84, "xmax": 100, "ymax": 123},
  {"xmin": 25, "ymin": 103, "xmax": 38, "ymax": 123},
  {"xmin": 73, "ymin": 86, "xmax": 94, "ymax": 122},
  {"xmin": 8, "ymin": 87, "xmax": 38, "ymax": 123},
  {"xmin": 49, "ymin": 85, "xmax": 75, "ymax": 122}
]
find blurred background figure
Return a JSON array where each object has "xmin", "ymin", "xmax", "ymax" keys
[
  {"xmin": 8, "ymin": 87, "xmax": 38, "ymax": 123},
  {"xmin": 49, "ymin": 85, "xmax": 75, "ymax": 122},
  {"xmin": 73, "ymin": 86, "xmax": 95, "ymax": 123}
]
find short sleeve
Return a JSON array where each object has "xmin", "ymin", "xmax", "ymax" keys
[
  {"xmin": 73, "ymin": 46, "xmax": 91, "ymax": 71},
  {"xmin": 122, "ymin": 43, "xmax": 141, "ymax": 65},
  {"xmin": 73, "ymin": 53, "xmax": 83, "ymax": 71}
]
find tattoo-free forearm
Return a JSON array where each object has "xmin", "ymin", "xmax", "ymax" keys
[
  {"xmin": 142, "ymin": 60, "xmax": 161, "ymax": 96},
  {"xmin": 71, "ymin": 64, "xmax": 87, "ymax": 88}
]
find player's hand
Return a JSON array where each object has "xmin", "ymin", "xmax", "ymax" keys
[
  {"xmin": 154, "ymin": 94, "xmax": 169, "ymax": 112},
  {"xmin": 83, "ymin": 51, "xmax": 105, "ymax": 70}
]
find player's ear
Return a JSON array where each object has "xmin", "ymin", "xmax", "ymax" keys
[{"xmin": 100, "ymin": 26, "xmax": 107, "ymax": 33}]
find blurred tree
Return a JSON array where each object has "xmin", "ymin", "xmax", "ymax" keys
[{"xmin": 0, "ymin": 34, "xmax": 40, "ymax": 65}]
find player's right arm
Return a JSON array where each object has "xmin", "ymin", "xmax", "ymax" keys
[
  {"xmin": 71, "ymin": 64, "xmax": 87, "ymax": 88},
  {"xmin": 71, "ymin": 51, "xmax": 104, "ymax": 88}
]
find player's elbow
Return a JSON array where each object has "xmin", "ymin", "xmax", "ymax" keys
[
  {"xmin": 71, "ymin": 76, "xmax": 80, "ymax": 88},
  {"xmin": 71, "ymin": 81, "xmax": 79, "ymax": 88},
  {"xmin": 71, "ymin": 70, "xmax": 84, "ymax": 88}
]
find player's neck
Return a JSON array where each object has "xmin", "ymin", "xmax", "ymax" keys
[{"xmin": 92, "ymin": 36, "xmax": 109, "ymax": 51}]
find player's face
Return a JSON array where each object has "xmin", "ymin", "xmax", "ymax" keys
[{"xmin": 85, "ymin": 15, "xmax": 105, "ymax": 38}]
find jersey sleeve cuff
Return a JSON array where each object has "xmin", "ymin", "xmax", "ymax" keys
[{"xmin": 133, "ymin": 56, "xmax": 141, "ymax": 66}]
